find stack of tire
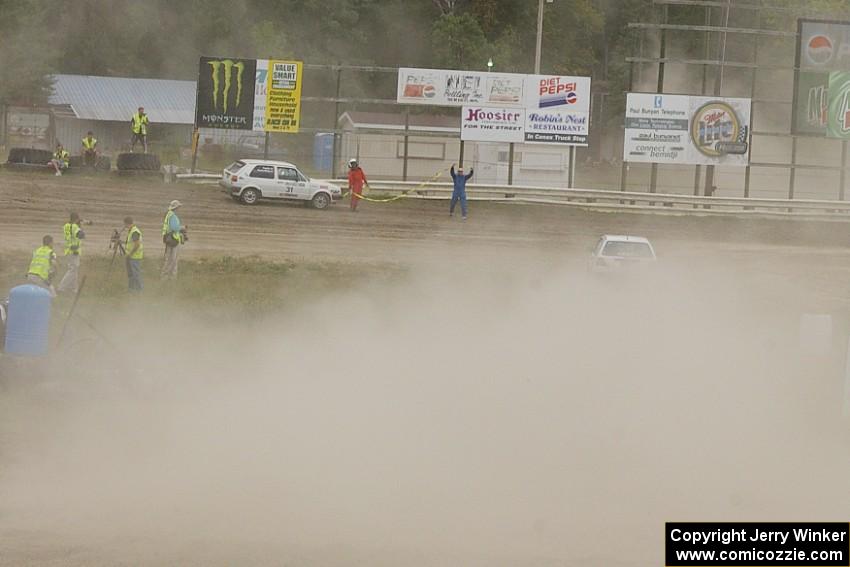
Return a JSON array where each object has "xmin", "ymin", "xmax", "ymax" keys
[
  {"xmin": 116, "ymin": 153, "xmax": 161, "ymax": 174},
  {"xmin": 69, "ymin": 155, "xmax": 112, "ymax": 171},
  {"xmin": 6, "ymin": 148, "xmax": 53, "ymax": 167}
]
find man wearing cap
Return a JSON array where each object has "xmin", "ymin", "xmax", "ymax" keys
[
  {"xmin": 161, "ymin": 199, "xmax": 184, "ymax": 279},
  {"xmin": 130, "ymin": 107, "xmax": 149, "ymax": 153},
  {"xmin": 124, "ymin": 216, "xmax": 144, "ymax": 292},
  {"xmin": 57, "ymin": 212, "xmax": 86, "ymax": 295}
]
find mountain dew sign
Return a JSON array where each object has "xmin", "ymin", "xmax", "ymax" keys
[
  {"xmin": 195, "ymin": 56, "xmax": 303, "ymax": 132},
  {"xmin": 827, "ymin": 72, "xmax": 850, "ymax": 139}
]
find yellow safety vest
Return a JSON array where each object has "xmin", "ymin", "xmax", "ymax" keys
[
  {"xmin": 28, "ymin": 246, "xmax": 54, "ymax": 280},
  {"xmin": 162, "ymin": 210, "xmax": 183, "ymax": 243},
  {"xmin": 126, "ymin": 225, "xmax": 144, "ymax": 260},
  {"xmin": 82, "ymin": 136, "xmax": 97, "ymax": 150},
  {"xmin": 54, "ymin": 149, "xmax": 69, "ymax": 166},
  {"xmin": 132, "ymin": 112, "xmax": 148, "ymax": 135},
  {"xmin": 63, "ymin": 222, "xmax": 82, "ymax": 256}
]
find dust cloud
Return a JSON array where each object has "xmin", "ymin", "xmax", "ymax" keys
[{"xmin": 1, "ymin": 252, "xmax": 849, "ymax": 566}]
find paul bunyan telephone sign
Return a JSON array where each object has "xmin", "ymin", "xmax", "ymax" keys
[{"xmin": 397, "ymin": 67, "xmax": 591, "ymax": 145}]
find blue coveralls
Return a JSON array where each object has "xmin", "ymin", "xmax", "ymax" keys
[{"xmin": 450, "ymin": 166, "xmax": 474, "ymax": 217}]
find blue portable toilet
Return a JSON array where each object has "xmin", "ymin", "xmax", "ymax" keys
[
  {"xmin": 313, "ymin": 133, "xmax": 334, "ymax": 173},
  {"xmin": 4, "ymin": 285, "xmax": 51, "ymax": 356}
]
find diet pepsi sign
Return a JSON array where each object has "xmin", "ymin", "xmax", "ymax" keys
[
  {"xmin": 461, "ymin": 106, "xmax": 525, "ymax": 142},
  {"xmin": 523, "ymin": 75, "xmax": 591, "ymax": 145}
]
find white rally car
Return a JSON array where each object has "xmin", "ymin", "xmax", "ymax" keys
[
  {"xmin": 589, "ymin": 235, "xmax": 657, "ymax": 273},
  {"xmin": 220, "ymin": 159, "xmax": 342, "ymax": 209}
]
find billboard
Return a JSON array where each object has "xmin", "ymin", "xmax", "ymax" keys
[
  {"xmin": 196, "ymin": 57, "xmax": 258, "ymax": 130},
  {"xmin": 397, "ymin": 67, "xmax": 525, "ymax": 107},
  {"xmin": 522, "ymin": 75, "xmax": 591, "ymax": 145},
  {"xmin": 252, "ymin": 59, "xmax": 268, "ymax": 131},
  {"xmin": 265, "ymin": 60, "xmax": 303, "ymax": 133},
  {"xmin": 623, "ymin": 93, "xmax": 751, "ymax": 165},
  {"xmin": 461, "ymin": 106, "xmax": 524, "ymax": 142},
  {"xmin": 398, "ymin": 67, "xmax": 591, "ymax": 145},
  {"xmin": 196, "ymin": 56, "xmax": 303, "ymax": 132},
  {"xmin": 793, "ymin": 19, "xmax": 850, "ymax": 135},
  {"xmin": 827, "ymin": 71, "xmax": 850, "ymax": 139}
]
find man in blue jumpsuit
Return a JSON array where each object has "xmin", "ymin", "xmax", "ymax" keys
[{"xmin": 449, "ymin": 164, "xmax": 474, "ymax": 220}]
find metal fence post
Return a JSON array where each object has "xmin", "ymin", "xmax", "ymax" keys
[
  {"xmin": 508, "ymin": 143, "xmax": 514, "ymax": 185},
  {"xmin": 841, "ymin": 140, "xmax": 847, "ymax": 201},
  {"xmin": 403, "ymin": 108, "xmax": 410, "ymax": 181},
  {"xmin": 331, "ymin": 67, "xmax": 342, "ymax": 179}
]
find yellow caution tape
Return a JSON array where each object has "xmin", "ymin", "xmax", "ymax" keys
[{"xmin": 343, "ymin": 167, "xmax": 448, "ymax": 203}]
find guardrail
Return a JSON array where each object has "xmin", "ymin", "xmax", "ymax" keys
[
  {"xmin": 177, "ymin": 174, "xmax": 850, "ymax": 219},
  {"xmin": 363, "ymin": 180, "xmax": 850, "ymax": 218}
]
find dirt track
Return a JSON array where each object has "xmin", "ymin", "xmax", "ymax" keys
[
  {"xmin": 3, "ymin": 168, "xmax": 850, "ymax": 314},
  {"xmin": 2, "ymin": 169, "xmax": 850, "ymax": 266}
]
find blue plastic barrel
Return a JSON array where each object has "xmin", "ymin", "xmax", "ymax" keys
[
  {"xmin": 4, "ymin": 284, "xmax": 51, "ymax": 356},
  {"xmin": 313, "ymin": 133, "xmax": 334, "ymax": 172}
]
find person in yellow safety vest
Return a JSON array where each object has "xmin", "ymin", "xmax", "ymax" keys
[
  {"xmin": 49, "ymin": 142, "xmax": 70, "ymax": 176},
  {"xmin": 124, "ymin": 216, "xmax": 144, "ymax": 292},
  {"xmin": 57, "ymin": 212, "xmax": 86, "ymax": 295},
  {"xmin": 130, "ymin": 106, "xmax": 149, "ymax": 153},
  {"xmin": 161, "ymin": 199, "xmax": 184, "ymax": 280},
  {"xmin": 81, "ymin": 131, "xmax": 98, "ymax": 166},
  {"xmin": 27, "ymin": 235, "xmax": 58, "ymax": 298}
]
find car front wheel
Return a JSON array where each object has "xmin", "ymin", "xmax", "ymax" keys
[
  {"xmin": 311, "ymin": 192, "xmax": 331, "ymax": 210},
  {"xmin": 241, "ymin": 188, "xmax": 260, "ymax": 205}
]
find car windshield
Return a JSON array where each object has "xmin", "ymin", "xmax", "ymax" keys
[
  {"xmin": 226, "ymin": 161, "xmax": 246, "ymax": 172},
  {"xmin": 602, "ymin": 241, "xmax": 654, "ymax": 258}
]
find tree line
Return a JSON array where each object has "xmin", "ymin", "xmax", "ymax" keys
[{"xmin": 1, "ymin": 0, "xmax": 848, "ymax": 119}]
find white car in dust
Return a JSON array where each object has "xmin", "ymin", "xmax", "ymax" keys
[
  {"xmin": 220, "ymin": 159, "xmax": 342, "ymax": 209},
  {"xmin": 589, "ymin": 235, "xmax": 657, "ymax": 272}
]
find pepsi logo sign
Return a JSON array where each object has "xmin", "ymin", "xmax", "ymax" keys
[{"xmin": 807, "ymin": 34, "xmax": 834, "ymax": 65}]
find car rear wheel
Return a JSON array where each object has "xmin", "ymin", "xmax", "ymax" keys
[
  {"xmin": 311, "ymin": 192, "xmax": 331, "ymax": 210},
  {"xmin": 241, "ymin": 188, "xmax": 260, "ymax": 205}
]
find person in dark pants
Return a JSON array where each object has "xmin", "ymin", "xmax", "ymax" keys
[{"xmin": 449, "ymin": 164, "xmax": 474, "ymax": 220}]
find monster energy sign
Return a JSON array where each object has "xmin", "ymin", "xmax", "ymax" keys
[{"xmin": 196, "ymin": 56, "xmax": 258, "ymax": 130}]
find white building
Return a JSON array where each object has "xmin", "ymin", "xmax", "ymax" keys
[{"xmin": 338, "ymin": 111, "xmax": 573, "ymax": 186}]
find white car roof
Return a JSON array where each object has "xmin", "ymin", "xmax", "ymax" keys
[
  {"xmin": 601, "ymin": 235, "xmax": 652, "ymax": 244},
  {"xmin": 238, "ymin": 159, "xmax": 299, "ymax": 168}
]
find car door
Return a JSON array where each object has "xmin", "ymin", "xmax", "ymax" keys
[
  {"xmin": 248, "ymin": 164, "xmax": 276, "ymax": 196},
  {"xmin": 293, "ymin": 168, "xmax": 311, "ymax": 199},
  {"xmin": 276, "ymin": 167, "xmax": 298, "ymax": 198}
]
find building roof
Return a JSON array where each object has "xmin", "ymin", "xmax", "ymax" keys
[
  {"xmin": 339, "ymin": 111, "xmax": 459, "ymax": 133},
  {"xmin": 48, "ymin": 74, "xmax": 196, "ymax": 124}
]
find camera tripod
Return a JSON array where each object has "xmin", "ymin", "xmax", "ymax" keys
[{"xmin": 107, "ymin": 228, "xmax": 126, "ymax": 276}]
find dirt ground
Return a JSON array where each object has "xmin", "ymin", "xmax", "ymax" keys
[
  {"xmin": 1, "ymin": 169, "xmax": 849, "ymax": 263},
  {"xmin": 3, "ymin": 169, "xmax": 850, "ymax": 566},
  {"xmin": 3, "ymin": 168, "xmax": 850, "ymax": 313}
]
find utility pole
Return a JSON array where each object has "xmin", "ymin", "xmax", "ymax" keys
[
  {"xmin": 535, "ymin": 0, "xmax": 545, "ymax": 74},
  {"xmin": 534, "ymin": 0, "xmax": 573, "ymax": 187}
]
